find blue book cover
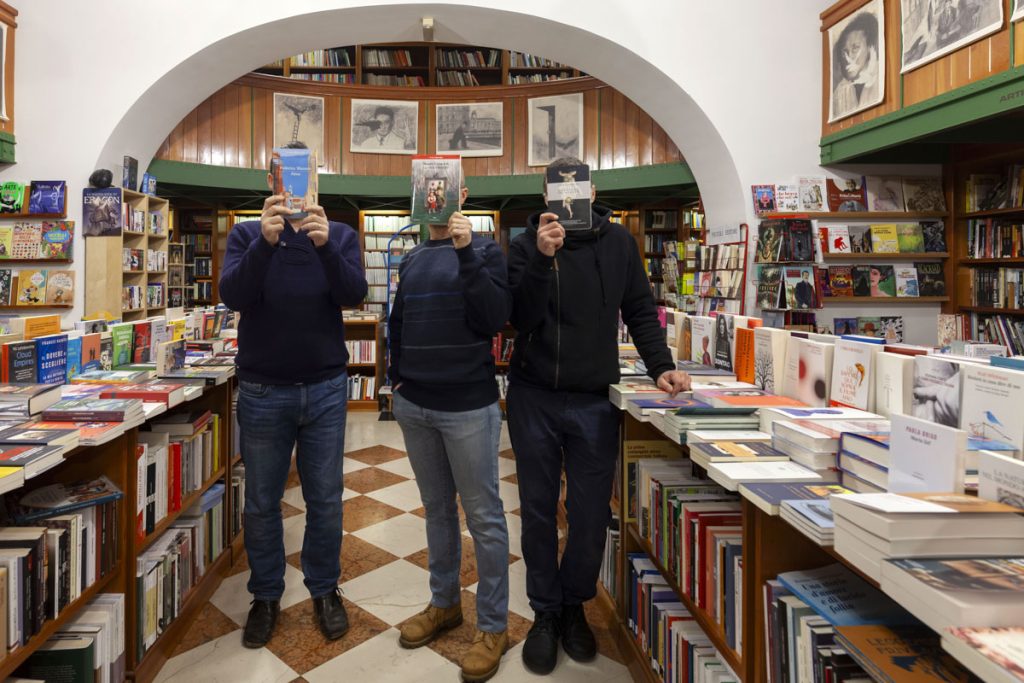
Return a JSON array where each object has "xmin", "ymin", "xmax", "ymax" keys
[
  {"xmin": 65, "ymin": 336, "xmax": 82, "ymax": 381},
  {"xmin": 740, "ymin": 482, "xmax": 850, "ymax": 510},
  {"xmin": 724, "ymin": 541, "xmax": 742, "ymax": 648},
  {"xmin": 840, "ymin": 334, "xmax": 886, "ymax": 345},
  {"xmin": 783, "ymin": 498, "xmax": 836, "ymax": 529},
  {"xmin": 35, "ymin": 334, "xmax": 68, "ymax": 385},
  {"xmin": 199, "ymin": 482, "xmax": 225, "ymax": 513},
  {"xmin": 991, "ymin": 356, "xmax": 1024, "ymax": 371},
  {"xmin": 778, "ymin": 563, "xmax": 918, "ymax": 626},
  {"xmin": 28, "ymin": 181, "xmax": 66, "ymax": 215}
]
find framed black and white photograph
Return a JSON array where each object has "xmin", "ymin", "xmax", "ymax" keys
[
  {"xmin": 435, "ymin": 102, "xmax": 503, "ymax": 157},
  {"xmin": 273, "ymin": 93, "xmax": 324, "ymax": 166},
  {"xmin": 527, "ymin": 93, "xmax": 583, "ymax": 167},
  {"xmin": 0, "ymin": 23, "xmax": 7, "ymax": 121},
  {"xmin": 350, "ymin": 98, "xmax": 418, "ymax": 154},
  {"xmin": 828, "ymin": 0, "xmax": 885, "ymax": 122},
  {"xmin": 901, "ymin": 0, "xmax": 1004, "ymax": 73},
  {"xmin": 1013, "ymin": 0, "xmax": 1023, "ymax": 23}
]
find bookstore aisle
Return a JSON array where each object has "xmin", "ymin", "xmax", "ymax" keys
[{"xmin": 154, "ymin": 412, "xmax": 632, "ymax": 683}]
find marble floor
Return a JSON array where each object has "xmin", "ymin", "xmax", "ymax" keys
[{"xmin": 155, "ymin": 412, "xmax": 632, "ymax": 683}]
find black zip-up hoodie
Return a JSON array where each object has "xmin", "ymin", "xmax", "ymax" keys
[{"xmin": 507, "ymin": 205, "xmax": 674, "ymax": 393}]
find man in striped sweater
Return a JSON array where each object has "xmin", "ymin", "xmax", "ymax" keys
[{"xmin": 388, "ymin": 183, "xmax": 512, "ymax": 683}]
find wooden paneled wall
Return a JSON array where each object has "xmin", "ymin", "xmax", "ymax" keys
[
  {"xmin": 821, "ymin": 0, "xmax": 1018, "ymax": 136},
  {"xmin": 155, "ymin": 75, "xmax": 683, "ymax": 176}
]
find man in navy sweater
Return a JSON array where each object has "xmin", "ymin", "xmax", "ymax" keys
[
  {"xmin": 220, "ymin": 169, "xmax": 367, "ymax": 648},
  {"xmin": 388, "ymin": 183, "xmax": 512, "ymax": 683},
  {"xmin": 508, "ymin": 157, "xmax": 691, "ymax": 675}
]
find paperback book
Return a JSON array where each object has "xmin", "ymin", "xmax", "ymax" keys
[
  {"xmin": 270, "ymin": 146, "xmax": 318, "ymax": 220},
  {"xmin": 544, "ymin": 162, "xmax": 591, "ymax": 230}
]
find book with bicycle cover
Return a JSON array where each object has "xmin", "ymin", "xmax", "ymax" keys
[
  {"xmin": 411, "ymin": 155, "xmax": 461, "ymax": 225},
  {"xmin": 270, "ymin": 146, "xmax": 318, "ymax": 221},
  {"xmin": 545, "ymin": 163, "xmax": 591, "ymax": 231}
]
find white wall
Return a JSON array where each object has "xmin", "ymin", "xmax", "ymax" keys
[{"xmin": 7, "ymin": 0, "xmax": 892, "ymax": 333}]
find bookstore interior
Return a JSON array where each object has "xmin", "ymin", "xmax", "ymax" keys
[{"xmin": 3, "ymin": 0, "xmax": 1024, "ymax": 682}]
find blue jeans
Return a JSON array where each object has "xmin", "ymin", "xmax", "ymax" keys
[
  {"xmin": 507, "ymin": 382, "xmax": 620, "ymax": 613},
  {"xmin": 392, "ymin": 392, "xmax": 509, "ymax": 632},
  {"xmin": 237, "ymin": 373, "xmax": 347, "ymax": 600}
]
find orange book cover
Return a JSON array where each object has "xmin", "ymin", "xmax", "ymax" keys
[
  {"xmin": 22, "ymin": 314, "xmax": 60, "ymax": 340},
  {"xmin": 734, "ymin": 327, "xmax": 755, "ymax": 384},
  {"xmin": 836, "ymin": 625, "xmax": 971, "ymax": 683}
]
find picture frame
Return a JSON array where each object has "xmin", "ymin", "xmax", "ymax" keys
[
  {"xmin": 828, "ymin": 0, "xmax": 885, "ymax": 123},
  {"xmin": 273, "ymin": 93, "xmax": 325, "ymax": 167},
  {"xmin": 900, "ymin": 0, "xmax": 1004, "ymax": 73},
  {"xmin": 350, "ymin": 98, "xmax": 419, "ymax": 155},
  {"xmin": 435, "ymin": 102, "xmax": 503, "ymax": 157},
  {"xmin": 527, "ymin": 93, "xmax": 583, "ymax": 167},
  {"xmin": 1013, "ymin": 0, "xmax": 1024, "ymax": 22}
]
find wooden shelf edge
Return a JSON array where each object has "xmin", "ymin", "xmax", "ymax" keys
[
  {"xmin": 760, "ymin": 211, "xmax": 947, "ymax": 220},
  {"xmin": 136, "ymin": 467, "xmax": 227, "ymax": 554},
  {"xmin": 959, "ymin": 306, "xmax": 1024, "ymax": 315},
  {"xmin": 824, "ymin": 296, "xmax": 949, "ymax": 303},
  {"xmin": 960, "ymin": 258, "xmax": 1024, "ymax": 265},
  {"xmin": 626, "ymin": 524, "xmax": 743, "ymax": 675},
  {"xmin": 0, "ymin": 562, "xmax": 123, "ymax": 680},
  {"xmin": 961, "ymin": 206, "xmax": 1024, "ymax": 219},
  {"xmin": 821, "ymin": 252, "xmax": 949, "ymax": 261}
]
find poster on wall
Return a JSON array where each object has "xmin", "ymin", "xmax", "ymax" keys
[
  {"xmin": 350, "ymin": 99, "xmax": 418, "ymax": 154},
  {"xmin": 900, "ymin": 0, "xmax": 1004, "ymax": 73},
  {"xmin": 273, "ymin": 93, "xmax": 324, "ymax": 167},
  {"xmin": 1014, "ymin": 0, "xmax": 1024, "ymax": 22},
  {"xmin": 527, "ymin": 93, "xmax": 583, "ymax": 167},
  {"xmin": 435, "ymin": 102, "xmax": 503, "ymax": 157},
  {"xmin": 0, "ymin": 24, "xmax": 6, "ymax": 121},
  {"xmin": 828, "ymin": 0, "xmax": 885, "ymax": 122}
]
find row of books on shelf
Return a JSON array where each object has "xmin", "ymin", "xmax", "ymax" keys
[
  {"xmin": 122, "ymin": 248, "xmax": 167, "ymax": 273},
  {"xmin": 121, "ymin": 206, "xmax": 164, "ymax": 235},
  {"xmin": 965, "ymin": 163, "xmax": 1024, "ymax": 212},
  {"xmin": 122, "ymin": 285, "xmax": 164, "ymax": 311},
  {"xmin": 289, "ymin": 73, "xmax": 354, "ymax": 84},
  {"xmin": 361, "ymin": 48, "xmax": 415, "ymax": 67},
  {"xmin": 347, "ymin": 375, "xmax": 376, "ymax": 401},
  {"xmin": 290, "ymin": 47, "xmax": 352, "ymax": 67},
  {"xmin": 365, "ymin": 285, "xmax": 388, "ymax": 305},
  {"xmin": 345, "ymin": 340, "xmax": 377, "ymax": 364},
  {"xmin": 180, "ymin": 234, "xmax": 212, "ymax": 253},
  {"xmin": 816, "ymin": 220, "xmax": 947, "ymax": 255},
  {"xmin": 195, "ymin": 281, "xmax": 212, "ymax": 301},
  {"xmin": 645, "ymin": 234, "xmax": 674, "ymax": 253},
  {"xmin": 364, "ymin": 215, "xmax": 414, "ymax": 232},
  {"xmin": 966, "ymin": 219, "xmax": 1024, "ymax": 258},
  {"xmin": 645, "ymin": 210, "xmax": 680, "ymax": 231},
  {"xmin": 0, "ymin": 269, "xmax": 75, "ymax": 307},
  {"xmin": 509, "ymin": 73, "xmax": 574, "ymax": 84},
  {"xmin": 509, "ymin": 52, "xmax": 568, "ymax": 68},
  {"xmin": 435, "ymin": 70, "xmax": 483, "ymax": 87},
  {"xmin": 943, "ymin": 311, "xmax": 1024, "ymax": 356},
  {"xmin": 756, "ymin": 262, "xmax": 946, "ymax": 309},
  {"xmin": 490, "ymin": 333, "xmax": 514, "ymax": 364},
  {"xmin": 364, "ymin": 74, "xmax": 426, "ymax": 86},
  {"xmin": 0, "ymin": 180, "xmax": 67, "ymax": 216},
  {"xmin": 436, "ymin": 48, "xmax": 500, "ymax": 67},
  {"xmin": 751, "ymin": 175, "xmax": 945, "ymax": 215},
  {"xmin": 194, "ymin": 256, "xmax": 212, "ymax": 278},
  {"xmin": 0, "ymin": 222, "xmax": 73, "ymax": 261},
  {"xmin": 695, "ymin": 244, "xmax": 745, "ymax": 272},
  {"xmin": 971, "ymin": 266, "xmax": 1024, "ymax": 309},
  {"xmin": 365, "ymin": 234, "xmax": 417, "ymax": 250},
  {"xmin": 695, "ymin": 271, "xmax": 743, "ymax": 301}
]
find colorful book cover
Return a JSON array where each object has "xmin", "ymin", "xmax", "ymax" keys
[
  {"xmin": 865, "ymin": 176, "xmax": 906, "ymax": 212},
  {"xmin": 902, "ymin": 177, "xmax": 946, "ymax": 212},
  {"xmin": 826, "ymin": 177, "xmax": 868, "ymax": 212},
  {"xmin": 44, "ymin": 270, "xmax": 74, "ymax": 306},
  {"xmin": 835, "ymin": 625, "xmax": 972, "ymax": 683},
  {"xmin": 713, "ymin": 314, "xmax": 735, "ymax": 372},
  {"xmin": 895, "ymin": 223, "xmax": 924, "ymax": 253},
  {"xmin": 830, "ymin": 339, "xmax": 878, "ymax": 410},
  {"xmin": 858, "ymin": 317, "xmax": 882, "ymax": 337},
  {"xmin": 869, "ymin": 266, "xmax": 896, "ymax": 297},
  {"xmin": 81, "ymin": 187, "xmax": 122, "ymax": 237},
  {"xmin": 270, "ymin": 146, "xmax": 318, "ymax": 220},
  {"xmin": 0, "ymin": 182, "xmax": 24, "ymax": 213},
  {"xmin": 16, "ymin": 269, "xmax": 47, "ymax": 306},
  {"xmin": 945, "ymin": 627, "xmax": 1024, "ymax": 681},
  {"xmin": 690, "ymin": 316, "xmax": 716, "ymax": 367},
  {"xmin": 0, "ymin": 226, "xmax": 12, "ymax": 259},
  {"xmin": 0, "ymin": 269, "xmax": 11, "ymax": 305},
  {"xmin": 34, "ymin": 334, "xmax": 68, "ymax": 385},
  {"xmin": 65, "ymin": 335, "xmax": 82, "ymax": 381},
  {"xmin": 775, "ymin": 184, "xmax": 799, "ymax": 212},
  {"xmin": 834, "ymin": 317, "xmax": 859, "ymax": 336},
  {"xmin": 915, "ymin": 262, "xmax": 946, "ymax": 297},
  {"xmin": 131, "ymin": 322, "xmax": 152, "ymax": 364},
  {"xmin": 787, "ymin": 219, "xmax": 815, "ymax": 262},
  {"xmin": 542, "ymin": 162, "xmax": 591, "ymax": 231},
  {"xmin": 847, "ymin": 224, "xmax": 873, "ymax": 253},
  {"xmin": 961, "ymin": 364, "xmax": 1024, "ymax": 452},
  {"xmin": 22, "ymin": 314, "xmax": 60, "ymax": 341},
  {"xmin": 784, "ymin": 267, "xmax": 816, "ymax": 309},
  {"xmin": 756, "ymin": 265, "xmax": 783, "ymax": 309},
  {"xmin": 11, "ymin": 223, "xmax": 41, "ymax": 260},
  {"xmin": 755, "ymin": 220, "xmax": 784, "ymax": 262},
  {"xmin": 80, "ymin": 333, "xmax": 102, "ymax": 372},
  {"xmin": 3, "ymin": 340, "xmax": 37, "ymax": 383},
  {"xmin": 829, "ymin": 266, "xmax": 854, "ymax": 297},
  {"xmin": 109, "ymin": 323, "xmax": 134, "ymax": 368},
  {"xmin": 895, "ymin": 266, "xmax": 919, "ymax": 297},
  {"xmin": 411, "ymin": 155, "xmax": 463, "ymax": 227},
  {"xmin": 734, "ymin": 327, "xmax": 755, "ymax": 384},
  {"xmin": 880, "ymin": 316, "xmax": 904, "ymax": 343},
  {"xmin": 27, "ymin": 181, "xmax": 66, "ymax": 215},
  {"xmin": 870, "ymin": 224, "xmax": 900, "ymax": 253},
  {"xmin": 782, "ymin": 338, "xmax": 834, "ymax": 407},
  {"xmin": 752, "ymin": 184, "xmax": 777, "ymax": 215},
  {"xmin": 825, "ymin": 225, "xmax": 851, "ymax": 253},
  {"xmin": 39, "ymin": 221, "xmax": 73, "ymax": 259},
  {"xmin": 798, "ymin": 177, "xmax": 827, "ymax": 211},
  {"xmin": 99, "ymin": 335, "xmax": 113, "ymax": 370},
  {"xmin": 778, "ymin": 563, "xmax": 916, "ymax": 626},
  {"xmin": 921, "ymin": 221, "xmax": 947, "ymax": 253}
]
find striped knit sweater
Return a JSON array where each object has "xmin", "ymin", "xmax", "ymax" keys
[{"xmin": 388, "ymin": 234, "xmax": 511, "ymax": 411}]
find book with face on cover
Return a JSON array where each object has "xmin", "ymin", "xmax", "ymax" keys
[{"xmin": 411, "ymin": 154, "xmax": 462, "ymax": 227}]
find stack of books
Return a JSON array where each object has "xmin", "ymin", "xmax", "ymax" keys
[
  {"xmin": 780, "ymin": 498, "xmax": 837, "ymax": 546},
  {"xmin": 772, "ymin": 418, "xmax": 891, "ymax": 482}
]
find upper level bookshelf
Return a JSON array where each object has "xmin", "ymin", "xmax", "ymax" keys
[{"xmin": 254, "ymin": 43, "xmax": 585, "ymax": 87}]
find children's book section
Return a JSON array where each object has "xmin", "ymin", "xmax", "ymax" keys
[{"xmin": 604, "ymin": 305, "xmax": 1024, "ymax": 683}]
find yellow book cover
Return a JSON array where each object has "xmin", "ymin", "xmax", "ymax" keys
[
  {"xmin": 0, "ymin": 226, "xmax": 12, "ymax": 259},
  {"xmin": 22, "ymin": 314, "xmax": 61, "ymax": 340},
  {"xmin": 170, "ymin": 319, "xmax": 186, "ymax": 341},
  {"xmin": 15, "ymin": 269, "xmax": 47, "ymax": 306},
  {"xmin": 869, "ymin": 224, "xmax": 900, "ymax": 253},
  {"xmin": 44, "ymin": 269, "xmax": 74, "ymax": 305}
]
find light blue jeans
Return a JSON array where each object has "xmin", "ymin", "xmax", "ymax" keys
[{"xmin": 392, "ymin": 392, "xmax": 509, "ymax": 632}]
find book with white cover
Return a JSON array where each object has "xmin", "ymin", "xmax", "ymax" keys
[
  {"xmin": 685, "ymin": 430, "xmax": 771, "ymax": 444},
  {"xmin": 978, "ymin": 450, "xmax": 1024, "ymax": 507},
  {"xmin": 942, "ymin": 627, "xmax": 1024, "ymax": 683},
  {"xmin": 874, "ymin": 351, "xmax": 914, "ymax": 418},
  {"xmin": 707, "ymin": 460, "xmax": 823, "ymax": 492},
  {"xmin": 782, "ymin": 338, "xmax": 834, "ymax": 407},
  {"xmin": 911, "ymin": 355, "xmax": 965, "ymax": 428},
  {"xmin": 823, "ymin": 225, "xmax": 851, "ymax": 254},
  {"xmin": 759, "ymin": 406, "xmax": 879, "ymax": 434},
  {"xmin": 960, "ymin": 363, "xmax": 1024, "ymax": 452},
  {"xmin": 888, "ymin": 413, "xmax": 967, "ymax": 494},
  {"xmin": 830, "ymin": 339, "xmax": 881, "ymax": 411},
  {"xmin": 690, "ymin": 316, "xmax": 716, "ymax": 367},
  {"xmin": 753, "ymin": 327, "xmax": 789, "ymax": 394}
]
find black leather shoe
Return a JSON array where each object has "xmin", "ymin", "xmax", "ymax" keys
[
  {"xmin": 313, "ymin": 588, "xmax": 349, "ymax": 640},
  {"xmin": 560, "ymin": 603, "xmax": 597, "ymax": 662},
  {"xmin": 242, "ymin": 599, "xmax": 280, "ymax": 648},
  {"xmin": 522, "ymin": 610, "xmax": 560, "ymax": 675}
]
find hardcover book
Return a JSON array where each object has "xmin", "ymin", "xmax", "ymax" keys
[
  {"xmin": 847, "ymin": 224, "xmax": 872, "ymax": 253},
  {"xmin": 45, "ymin": 270, "xmax": 74, "ymax": 306},
  {"xmin": 27, "ymin": 181, "xmax": 67, "ymax": 215},
  {"xmin": 824, "ymin": 225, "xmax": 851, "ymax": 253},
  {"xmin": 411, "ymin": 155, "xmax": 462, "ymax": 227},
  {"xmin": 543, "ymin": 162, "xmax": 591, "ymax": 230},
  {"xmin": 852, "ymin": 265, "xmax": 872, "ymax": 296},
  {"xmin": 902, "ymin": 177, "xmax": 946, "ymax": 212},
  {"xmin": 873, "ymin": 265, "xmax": 897, "ymax": 297},
  {"xmin": 11, "ymin": 223, "xmax": 42, "ymax": 261},
  {"xmin": 869, "ymin": 224, "xmax": 900, "ymax": 253},
  {"xmin": 15, "ymin": 269, "xmax": 47, "ymax": 306},
  {"xmin": 915, "ymin": 262, "xmax": 946, "ymax": 297},
  {"xmin": 40, "ymin": 221, "xmax": 73, "ymax": 259},
  {"xmin": 123, "ymin": 155, "xmax": 138, "ymax": 191},
  {"xmin": 798, "ymin": 176, "xmax": 827, "ymax": 211},
  {"xmin": 752, "ymin": 184, "xmax": 776, "ymax": 215},
  {"xmin": 826, "ymin": 177, "xmax": 868, "ymax": 212},
  {"xmin": 895, "ymin": 223, "xmax": 924, "ymax": 253},
  {"xmin": 755, "ymin": 220, "xmax": 784, "ymax": 262},
  {"xmin": 865, "ymin": 176, "xmax": 906, "ymax": 212},
  {"xmin": 828, "ymin": 266, "xmax": 854, "ymax": 297},
  {"xmin": 921, "ymin": 221, "xmax": 947, "ymax": 252},
  {"xmin": 787, "ymin": 220, "xmax": 814, "ymax": 262},
  {"xmin": 895, "ymin": 266, "xmax": 919, "ymax": 297},
  {"xmin": 0, "ymin": 182, "xmax": 24, "ymax": 214},
  {"xmin": 756, "ymin": 265, "xmax": 783, "ymax": 309},
  {"xmin": 82, "ymin": 187, "xmax": 122, "ymax": 237},
  {"xmin": 784, "ymin": 267, "xmax": 815, "ymax": 310}
]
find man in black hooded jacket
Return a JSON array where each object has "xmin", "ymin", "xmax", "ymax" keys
[{"xmin": 507, "ymin": 157, "xmax": 691, "ymax": 675}]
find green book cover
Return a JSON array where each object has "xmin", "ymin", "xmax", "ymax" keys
[
  {"xmin": 15, "ymin": 635, "xmax": 95, "ymax": 683},
  {"xmin": 410, "ymin": 155, "xmax": 461, "ymax": 225},
  {"xmin": 895, "ymin": 223, "xmax": 924, "ymax": 253},
  {"xmin": 110, "ymin": 323, "xmax": 134, "ymax": 368}
]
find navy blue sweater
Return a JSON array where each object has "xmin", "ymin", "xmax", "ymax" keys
[
  {"xmin": 388, "ymin": 235, "xmax": 511, "ymax": 411},
  {"xmin": 219, "ymin": 220, "xmax": 368, "ymax": 384}
]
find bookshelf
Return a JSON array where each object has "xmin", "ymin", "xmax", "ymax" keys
[
  {"xmin": 255, "ymin": 44, "xmax": 585, "ymax": 87},
  {"xmin": 174, "ymin": 207, "xmax": 218, "ymax": 306},
  {"xmin": 343, "ymin": 318, "xmax": 385, "ymax": 411},
  {"xmin": 84, "ymin": 189, "xmax": 169, "ymax": 321}
]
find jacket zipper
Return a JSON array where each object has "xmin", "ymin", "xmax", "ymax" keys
[{"xmin": 554, "ymin": 257, "xmax": 561, "ymax": 389}]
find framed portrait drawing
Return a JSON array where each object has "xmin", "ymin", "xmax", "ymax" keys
[
  {"xmin": 435, "ymin": 102, "xmax": 503, "ymax": 157},
  {"xmin": 901, "ymin": 0, "xmax": 1004, "ymax": 73},
  {"xmin": 273, "ymin": 93, "xmax": 325, "ymax": 166},
  {"xmin": 828, "ymin": 0, "xmax": 885, "ymax": 123},
  {"xmin": 350, "ymin": 98, "xmax": 418, "ymax": 154},
  {"xmin": 527, "ymin": 93, "xmax": 583, "ymax": 167}
]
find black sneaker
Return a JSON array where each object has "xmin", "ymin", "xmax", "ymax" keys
[
  {"xmin": 242, "ymin": 599, "xmax": 280, "ymax": 648},
  {"xmin": 313, "ymin": 588, "xmax": 350, "ymax": 640},
  {"xmin": 560, "ymin": 603, "xmax": 596, "ymax": 662},
  {"xmin": 522, "ymin": 610, "xmax": 560, "ymax": 675}
]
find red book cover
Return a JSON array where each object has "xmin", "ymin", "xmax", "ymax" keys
[
  {"xmin": 101, "ymin": 382, "xmax": 185, "ymax": 407},
  {"xmin": 682, "ymin": 503, "xmax": 740, "ymax": 597},
  {"xmin": 694, "ymin": 514, "xmax": 740, "ymax": 609},
  {"xmin": 702, "ymin": 525, "xmax": 741, "ymax": 610},
  {"xmin": 169, "ymin": 442, "xmax": 182, "ymax": 512},
  {"xmin": 135, "ymin": 444, "xmax": 145, "ymax": 544},
  {"xmin": 131, "ymin": 322, "xmax": 152, "ymax": 363}
]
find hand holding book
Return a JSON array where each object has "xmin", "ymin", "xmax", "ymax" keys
[
  {"xmin": 448, "ymin": 212, "xmax": 472, "ymax": 250},
  {"xmin": 261, "ymin": 194, "xmax": 291, "ymax": 247},
  {"xmin": 537, "ymin": 213, "xmax": 565, "ymax": 257},
  {"xmin": 298, "ymin": 204, "xmax": 330, "ymax": 248}
]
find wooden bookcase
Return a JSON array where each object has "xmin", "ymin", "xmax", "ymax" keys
[
  {"xmin": 173, "ymin": 208, "xmax": 218, "ymax": 307},
  {"xmin": 343, "ymin": 318, "xmax": 385, "ymax": 411},
  {"xmin": 85, "ymin": 189, "xmax": 169, "ymax": 321},
  {"xmin": 255, "ymin": 43, "xmax": 585, "ymax": 87}
]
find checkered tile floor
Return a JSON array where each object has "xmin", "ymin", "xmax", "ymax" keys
[{"xmin": 155, "ymin": 413, "xmax": 631, "ymax": 683}]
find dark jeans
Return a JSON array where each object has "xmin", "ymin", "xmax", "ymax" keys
[
  {"xmin": 237, "ymin": 373, "xmax": 347, "ymax": 600},
  {"xmin": 507, "ymin": 382, "xmax": 620, "ymax": 613}
]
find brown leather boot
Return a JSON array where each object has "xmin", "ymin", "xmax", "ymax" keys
[
  {"xmin": 398, "ymin": 603, "xmax": 463, "ymax": 648},
  {"xmin": 461, "ymin": 630, "xmax": 508, "ymax": 682}
]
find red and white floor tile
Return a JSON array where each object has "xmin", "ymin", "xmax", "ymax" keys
[{"xmin": 155, "ymin": 413, "xmax": 631, "ymax": 683}]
